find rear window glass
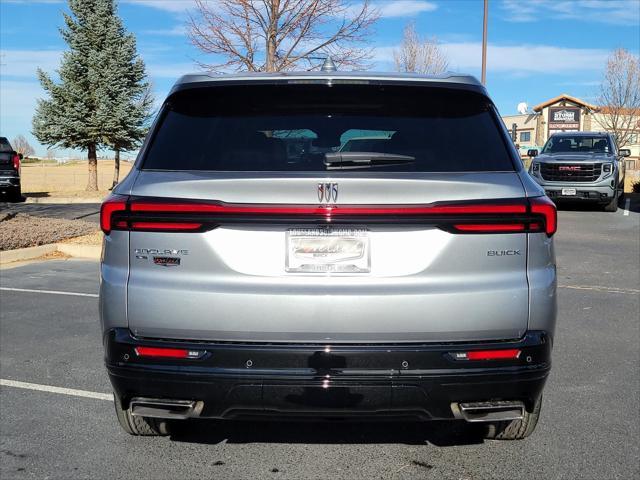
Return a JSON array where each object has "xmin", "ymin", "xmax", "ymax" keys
[
  {"xmin": 0, "ymin": 138, "xmax": 13, "ymax": 153},
  {"xmin": 142, "ymin": 84, "xmax": 514, "ymax": 172}
]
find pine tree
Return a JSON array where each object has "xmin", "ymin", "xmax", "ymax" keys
[
  {"xmin": 32, "ymin": 0, "xmax": 151, "ymax": 191},
  {"xmin": 95, "ymin": 6, "xmax": 153, "ymax": 188}
]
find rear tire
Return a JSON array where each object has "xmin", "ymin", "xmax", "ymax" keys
[
  {"xmin": 604, "ymin": 190, "xmax": 618, "ymax": 212},
  {"xmin": 12, "ymin": 186, "xmax": 22, "ymax": 202},
  {"xmin": 113, "ymin": 394, "xmax": 171, "ymax": 436},
  {"xmin": 483, "ymin": 395, "xmax": 542, "ymax": 440}
]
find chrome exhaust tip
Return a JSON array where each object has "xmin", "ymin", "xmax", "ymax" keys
[
  {"xmin": 451, "ymin": 400, "xmax": 525, "ymax": 423},
  {"xmin": 130, "ymin": 397, "xmax": 204, "ymax": 419}
]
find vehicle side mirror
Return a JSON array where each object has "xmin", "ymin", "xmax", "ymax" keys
[
  {"xmin": 619, "ymin": 149, "xmax": 631, "ymax": 157},
  {"xmin": 527, "ymin": 149, "xmax": 538, "ymax": 157},
  {"xmin": 18, "ymin": 153, "xmax": 23, "ymax": 160}
]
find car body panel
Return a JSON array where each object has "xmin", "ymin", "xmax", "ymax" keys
[{"xmin": 122, "ymin": 172, "xmax": 532, "ymax": 343}]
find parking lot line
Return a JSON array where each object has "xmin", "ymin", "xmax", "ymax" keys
[
  {"xmin": 624, "ymin": 198, "xmax": 630, "ymax": 216},
  {"xmin": 0, "ymin": 379, "xmax": 112, "ymax": 401},
  {"xmin": 559, "ymin": 284, "xmax": 640, "ymax": 295},
  {"xmin": 0, "ymin": 287, "xmax": 98, "ymax": 298}
]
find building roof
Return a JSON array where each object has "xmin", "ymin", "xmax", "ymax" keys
[{"xmin": 533, "ymin": 93, "xmax": 597, "ymax": 112}]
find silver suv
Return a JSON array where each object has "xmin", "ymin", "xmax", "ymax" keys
[
  {"xmin": 528, "ymin": 132, "xmax": 628, "ymax": 212},
  {"xmin": 99, "ymin": 71, "xmax": 557, "ymax": 440}
]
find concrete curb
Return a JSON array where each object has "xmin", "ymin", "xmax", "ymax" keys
[
  {"xmin": 56, "ymin": 243, "xmax": 102, "ymax": 259},
  {"xmin": 24, "ymin": 196, "xmax": 104, "ymax": 204},
  {"xmin": 0, "ymin": 244, "xmax": 59, "ymax": 264},
  {"xmin": 0, "ymin": 242, "xmax": 101, "ymax": 265}
]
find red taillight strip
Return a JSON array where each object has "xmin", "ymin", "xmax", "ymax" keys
[
  {"xmin": 130, "ymin": 201, "xmax": 527, "ymax": 217},
  {"xmin": 453, "ymin": 223, "xmax": 526, "ymax": 232},
  {"xmin": 529, "ymin": 196, "xmax": 557, "ymax": 236},
  {"xmin": 101, "ymin": 195, "xmax": 556, "ymax": 236},
  {"xmin": 100, "ymin": 194, "xmax": 128, "ymax": 234},
  {"xmin": 134, "ymin": 346, "xmax": 203, "ymax": 359},
  {"xmin": 452, "ymin": 349, "xmax": 521, "ymax": 361},
  {"xmin": 130, "ymin": 222, "xmax": 203, "ymax": 231}
]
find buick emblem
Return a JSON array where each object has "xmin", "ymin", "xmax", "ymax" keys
[{"xmin": 318, "ymin": 183, "xmax": 338, "ymax": 203}]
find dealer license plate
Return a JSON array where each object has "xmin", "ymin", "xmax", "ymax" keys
[
  {"xmin": 561, "ymin": 188, "xmax": 577, "ymax": 196},
  {"xmin": 286, "ymin": 227, "xmax": 370, "ymax": 273}
]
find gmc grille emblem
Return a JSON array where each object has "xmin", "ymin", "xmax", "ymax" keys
[
  {"xmin": 318, "ymin": 183, "xmax": 338, "ymax": 204},
  {"xmin": 558, "ymin": 166, "xmax": 581, "ymax": 171}
]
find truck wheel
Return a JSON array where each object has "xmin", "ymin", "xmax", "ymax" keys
[
  {"xmin": 113, "ymin": 394, "xmax": 171, "ymax": 436},
  {"xmin": 11, "ymin": 186, "xmax": 23, "ymax": 202},
  {"xmin": 483, "ymin": 395, "xmax": 542, "ymax": 440},
  {"xmin": 604, "ymin": 190, "xmax": 618, "ymax": 212}
]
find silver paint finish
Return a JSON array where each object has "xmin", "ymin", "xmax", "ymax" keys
[{"xmin": 99, "ymin": 72, "xmax": 557, "ymax": 345}]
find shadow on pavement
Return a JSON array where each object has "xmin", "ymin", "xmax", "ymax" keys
[
  {"xmin": 554, "ymin": 193, "xmax": 640, "ymax": 213},
  {"xmin": 167, "ymin": 418, "xmax": 487, "ymax": 447}
]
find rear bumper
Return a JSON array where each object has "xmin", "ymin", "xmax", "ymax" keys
[
  {"xmin": 0, "ymin": 174, "xmax": 20, "ymax": 188},
  {"xmin": 105, "ymin": 328, "xmax": 552, "ymax": 420}
]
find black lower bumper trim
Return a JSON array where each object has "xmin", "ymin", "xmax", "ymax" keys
[{"xmin": 105, "ymin": 329, "xmax": 552, "ymax": 420}]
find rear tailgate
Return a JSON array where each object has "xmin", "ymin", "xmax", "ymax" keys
[
  {"xmin": 117, "ymin": 81, "xmax": 537, "ymax": 343},
  {"xmin": 124, "ymin": 172, "xmax": 531, "ymax": 343},
  {"xmin": 0, "ymin": 151, "xmax": 16, "ymax": 176}
]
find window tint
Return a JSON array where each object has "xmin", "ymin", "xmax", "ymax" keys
[
  {"xmin": 143, "ymin": 85, "xmax": 515, "ymax": 172},
  {"xmin": 542, "ymin": 135, "xmax": 611, "ymax": 154},
  {"xmin": 0, "ymin": 137, "xmax": 13, "ymax": 153}
]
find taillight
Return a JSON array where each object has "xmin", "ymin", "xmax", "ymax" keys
[
  {"xmin": 100, "ymin": 194, "xmax": 128, "ymax": 234},
  {"xmin": 100, "ymin": 196, "xmax": 557, "ymax": 236},
  {"xmin": 529, "ymin": 196, "xmax": 557, "ymax": 236},
  {"xmin": 451, "ymin": 349, "xmax": 521, "ymax": 361},
  {"xmin": 134, "ymin": 346, "xmax": 204, "ymax": 359},
  {"xmin": 12, "ymin": 154, "xmax": 20, "ymax": 171}
]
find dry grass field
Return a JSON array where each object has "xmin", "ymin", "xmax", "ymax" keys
[
  {"xmin": 20, "ymin": 160, "xmax": 133, "ymax": 193},
  {"xmin": 18, "ymin": 158, "xmax": 640, "ymax": 194}
]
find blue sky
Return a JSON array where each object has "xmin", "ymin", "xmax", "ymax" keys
[{"xmin": 1, "ymin": 0, "xmax": 639, "ymax": 157}]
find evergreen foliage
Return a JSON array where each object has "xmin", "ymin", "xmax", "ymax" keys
[{"xmin": 33, "ymin": 0, "xmax": 152, "ymax": 190}]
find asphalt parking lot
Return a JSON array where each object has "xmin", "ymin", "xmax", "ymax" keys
[{"xmin": 1, "ymin": 201, "xmax": 638, "ymax": 479}]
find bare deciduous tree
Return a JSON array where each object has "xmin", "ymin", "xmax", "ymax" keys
[
  {"xmin": 597, "ymin": 48, "xmax": 640, "ymax": 148},
  {"xmin": 12, "ymin": 135, "xmax": 35, "ymax": 157},
  {"xmin": 188, "ymin": 0, "xmax": 379, "ymax": 72},
  {"xmin": 393, "ymin": 22, "xmax": 448, "ymax": 75}
]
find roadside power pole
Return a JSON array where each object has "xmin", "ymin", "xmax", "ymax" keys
[{"xmin": 481, "ymin": 0, "xmax": 488, "ymax": 85}]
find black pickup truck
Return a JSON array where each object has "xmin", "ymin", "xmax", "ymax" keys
[{"xmin": 0, "ymin": 137, "xmax": 22, "ymax": 202}]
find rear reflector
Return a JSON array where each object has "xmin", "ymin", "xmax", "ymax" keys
[
  {"xmin": 129, "ymin": 222, "xmax": 203, "ymax": 231},
  {"xmin": 452, "ymin": 349, "xmax": 521, "ymax": 361},
  {"xmin": 134, "ymin": 346, "xmax": 203, "ymax": 359},
  {"xmin": 453, "ymin": 223, "xmax": 526, "ymax": 233}
]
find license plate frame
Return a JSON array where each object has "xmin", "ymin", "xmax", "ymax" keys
[
  {"xmin": 286, "ymin": 226, "xmax": 370, "ymax": 274},
  {"xmin": 561, "ymin": 188, "xmax": 577, "ymax": 196}
]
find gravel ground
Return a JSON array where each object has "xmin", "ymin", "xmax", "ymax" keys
[
  {"xmin": 60, "ymin": 231, "xmax": 103, "ymax": 245},
  {"xmin": 0, "ymin": 213, "xmax": 98, "ymax": 250}
]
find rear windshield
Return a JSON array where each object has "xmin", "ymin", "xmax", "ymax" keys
[
  {"xmin": 0, "ymin": 137, "xmax": 13, "ymax": 153},
  {"xmin": 542, "ymin": 135, "xmax": 611, "ymax": 154},
  {"xmin": 142, "ymin": 84, "xmax": 515, "ymax": 172}
]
